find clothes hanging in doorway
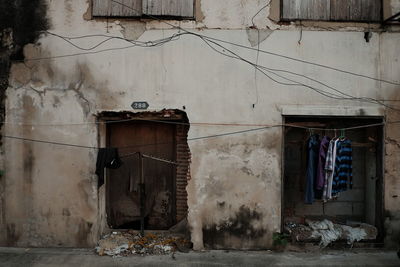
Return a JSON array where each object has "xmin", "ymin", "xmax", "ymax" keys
[
  {"xmin": 96, "ymin": 147, "xmax": 122, "ymax": 187},
  {"xmin": 305, "ymin": 134, "xmax": 353, "ymax": 204},
  {"xmin": 332, "ymin": 139, "xmax": 353, "ymax": 196},
  {"xmin": 305, "ymin": 134, "xmax": 320, "ymax": 204}
]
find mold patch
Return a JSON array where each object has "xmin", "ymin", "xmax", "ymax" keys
[
  {"xmin": 203, "ymin": 205, "xmax": 266, "ymax": 249},
  {"xmin": 0, "ymin": 0, "xmax": 49, "ymax": 60},
  {"xmin": 76, "ymin": 219, "xmax": 93, "ymax": 247}
]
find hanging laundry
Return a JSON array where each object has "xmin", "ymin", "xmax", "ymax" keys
[
  {"xmin": 305, "ymin": 134, "xmax": 320, "ymax": 204},
  {"xmin": 96, "ymin": 147, "xmax": 123, "ymax": 187},
  {"xmin": 332, "ymin": 139, "xmax": 353, "ymax": 196},
  {"xmin": 316, "ymin": 136, "xmax": 331, "ymax": 199},
  {"xmin": 323, "ymin": 138, "xmax": 339, "ymax": 201}
]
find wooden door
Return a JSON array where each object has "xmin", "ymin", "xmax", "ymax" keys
[{"xmin": 106, "ymin": 121, "xmax": 176, "ymax": 229}]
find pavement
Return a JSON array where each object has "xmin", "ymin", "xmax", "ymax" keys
[{"xmin": 0, "ymin": 247, "xmax": 399, "ymax": 266}]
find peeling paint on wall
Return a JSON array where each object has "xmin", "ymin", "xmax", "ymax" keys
[
  {"xmin": 119, "ymin": 21, "xmax": 146, "ymax": 41},
  {"xmin": 246, "ymin": 29, "xmax": 273, "ymax": 47},
  {"xmin": 1, "ymin": 0, "xmax": 400, "ymax": 249}
]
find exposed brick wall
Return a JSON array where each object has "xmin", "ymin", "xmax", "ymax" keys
[{"xmin": 175, "ymin": 124, "xmax": 191, "ymax": 222}]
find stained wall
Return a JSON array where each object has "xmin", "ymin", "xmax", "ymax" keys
[{"xmin": 0, "ymin": 0, "xmax": 399, "ymax": 249}]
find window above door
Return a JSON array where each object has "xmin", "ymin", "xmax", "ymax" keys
[{"xmin": 92, "ymin": 0, "xmax": 195, "ymax": 19}]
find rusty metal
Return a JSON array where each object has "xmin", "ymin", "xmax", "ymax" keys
[
  {"xmin": 139, "ymin": 152, "xmax": 145, "ymax": 236},
  {"xmin": 138, "ymin": 152, "xmax": 177, "ymax": 236},
  {"xmin": 142, "ymin": 154, "xmax": 178, "ymax": 165}
]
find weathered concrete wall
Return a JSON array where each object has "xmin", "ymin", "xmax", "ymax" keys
[
  {"xmin": 1, "ymin": 0, "xmax": 399, "ymax": 248},
  {"xmin": 0, "ymin": 0, "xmax": 50, "ymax": 245},
  {"xmin": 381, "ymin": 32, "xmax": 400, "ymax": 248}
]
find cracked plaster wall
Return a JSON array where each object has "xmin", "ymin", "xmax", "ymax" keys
[
  {"xmin": 380, "ymin": 33, "xmax": 400, "ymax": 248},
  {"xmin": 1, "ymin": 0, "xmax": 400, "ymax": 248}
]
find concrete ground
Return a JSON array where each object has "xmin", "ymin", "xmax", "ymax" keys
[{"xmin": 0, "ymin": 247, "xmax": 398, "ymax": 266}]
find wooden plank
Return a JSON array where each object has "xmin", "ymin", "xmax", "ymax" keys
[
  {"xmin": 312, "ymin": 0, "xmax": 330, "ymax": 20},
  {"xmin": 282, "ymin": 0, "xmax": 300, "ymax": 20},
  {"xmin": 143, "ymin": 0, "xmax": 162, "ymax": 15},
  {"xmin": 282, "ymin": 0, "xmax": 329, "ymax": 21},
  {"xmin": 332, "ymin": 0, "xmax": 382, "ymax": 21},
  {"xmin": 331, "ymin": 0, "xmax": 350, "ymax": 21},
  {"xmin": 162, "ymin": 0, "xmax": 179, "ymax": 16},
  {"xmin": 93, "ymin": 0, "xmax": 110, "ymax": 16},
  {"xmin": 179, "ymin": 0, "xmax": 194, "ymax": 17},
  {"xmin": 111, "ymin": 0, "xmax": 123, "ymax": 15},
  {"xmin": 304, "ymin": 0, "xmax": 330, "ymax": 20},
  {"xmin": 93, "ymin": 0, "xmax": 141, "ymax": 16},
  {"xmin": 349, "ymin": 0, "xmax": 362, "ymax": 21},
  {"xmin": 361, "ymin": 0, "xmax": 382, "ymax": 22},
  {"xmin": 144, "ymin": 0, "xmax": 193, "ymax": 17}
]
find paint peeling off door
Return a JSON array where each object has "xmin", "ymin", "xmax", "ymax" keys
[{"xmin": 107, "ymin": 121, "xmax": 176, "ymax": 229}]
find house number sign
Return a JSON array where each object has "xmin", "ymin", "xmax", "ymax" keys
[{"xmin": 131, "ymin": 101, "xmax": 149, "ymax": 110}]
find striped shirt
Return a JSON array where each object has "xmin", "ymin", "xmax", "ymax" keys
[
  {"xmin": 323, "ymin": 139, "xmax": 338, "ymax": 200},
  {"xmin": 332, "ymin": 139, "xmax": 353, "ymax": 195}
]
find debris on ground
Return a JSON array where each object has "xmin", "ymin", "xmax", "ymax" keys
[
  {"xmin": 95, "ymin": 231, "xmax": 192, "ymax": 257},
  {"xmin": 285, "ymin": 219, "xmax": 377, "ymax": 248}
]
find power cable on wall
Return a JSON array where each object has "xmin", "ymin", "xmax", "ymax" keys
[
  {"xmin": 4, "ymin": 1, "xmax": 400, "ymax": 123},
  {"xmin": 197, "ymin": 34, "xmax": 400, "ymax": 111},
  {"xmin": 109, "ymin": 0, "xmax": 400, "ymax": 86},
  {"xmin": 13, "ymin": 30, "xmax": 400, "ymax": 112},
  {"xmin": 15, "ymin": 0, "xmax": 400, "ymax": 87},
  {"xmin": 3, "ymin": 121, "xmax": 398, "ymax": 152},
  {"xmin": 251, "ymin": 1, "xmax": 272, "ymax": 108},
  {"xmin": 8, "ymin": 11, "xmax": 398, "ymax": 108}
]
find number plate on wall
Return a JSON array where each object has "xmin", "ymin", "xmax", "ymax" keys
[{"xmin": 131, "ymin": 102, "xmax": 149, "ymax": 110}]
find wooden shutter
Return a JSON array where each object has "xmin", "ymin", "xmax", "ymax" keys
[
  {"xmin": 143, "ymin": 0, "xmax": 194, "ymax": 18},
  {"xmin": 92, "ymin": 0, "xmax": 142, "ymax": 17},
  {"xmin": 330, "ymin": 0, "xmax": 381, "ymax": 22},
  {"xmin": 281, "ymin": 0, "xmax": 381, "ymax": 22},
  {"xmin": 281, "ymin": 0, "xmax": 330, "ymax": 21}
]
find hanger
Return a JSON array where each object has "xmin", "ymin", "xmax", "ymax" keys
[{"xmin": 339, "ymin": 129, "xmax": 345, "ymax": 139}]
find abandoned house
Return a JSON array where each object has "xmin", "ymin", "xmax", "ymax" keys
[{"xmin": 0, "ymin": 0, "xmax": 399, "ymax": 250}]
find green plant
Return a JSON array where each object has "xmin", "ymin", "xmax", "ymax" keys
[{"xmin": 272, "ymin": 232, "xmax": 290, "ymax": 247}]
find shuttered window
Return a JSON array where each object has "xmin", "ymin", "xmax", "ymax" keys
[
  {"xmin": 281, "ymin": 0, "xmax": 382, "ymax": 22},
  {"xmin": 92, "ymin": 0, "xmax": 194, "ymax": 18}
]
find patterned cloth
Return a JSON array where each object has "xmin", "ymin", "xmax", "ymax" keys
[
  {"xmin": 323, "ymin": 139, "xmax": 338, "ymax": 201},
  {"xmin": 332, "ymin": 139, "xmax": 353, "ymax": 195},
  {"xmin": 316, "ymin": 136, "xmax": 331, "ymax": 190}
]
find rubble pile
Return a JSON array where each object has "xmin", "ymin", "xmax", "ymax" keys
[
  {"xmin": 285, "ymin": 219, "xmax": 377, "ymax": 247},
  {"xmin": 95, "ymin": 231, "xmax": 191, "ymax": 257}
]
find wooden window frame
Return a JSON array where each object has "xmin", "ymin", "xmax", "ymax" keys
[
  {"xmin": 270, "ymin": 0, "xmax": 388, "ymax": 24},
  {"xmin": 91, "ymin": 0, "xmax": 196, "ymax": 20}
]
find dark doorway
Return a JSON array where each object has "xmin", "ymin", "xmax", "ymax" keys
[
  {"xmin": 282, "ymin": 116, "xmax": 384, "ymax": 242},
  {"xmin": 107, "ymin": 121, "xmax": 175, "ymax": 229},
  {"xmin": 103, "ymin": 111, "xmax": 190, "ymax": 230}
]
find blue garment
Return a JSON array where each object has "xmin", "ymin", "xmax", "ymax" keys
[
  {"xmin": 305, "ymin": 134, "xmax": 320, "ymax": 204},
  {"xmin": 332, "ymin": 139, "xmax": 353, "ymax": 196}
]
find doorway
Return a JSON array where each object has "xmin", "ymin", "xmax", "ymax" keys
[
  {"xmin": 103, "ymin": 110, "xmax": 190, "ymax": 230},
  {"xmin": 282, "ymin": 116, "xmax": 384, "ymax": 242}
]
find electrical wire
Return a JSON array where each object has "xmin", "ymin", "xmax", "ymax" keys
[
  {"xmin": 21, "ymin": 0, "xmax": 400, "ymax": 87},
  {"xmin": 195, "ymin": 33, "xmax": 400, "ymax": 110},
  {"xmin": 3, "ymin": 121, "xmax": 398, "ymax": 151},
  {"xmin": 251, "ymin": 1, "xmax": 272, "ymax": 26},
  {"xmin": 19, "ymin": 30, "xmax": 400, "ymax": 111},
  {"xmin": 5, "ymin": 1, "xmax": 400, "ymax": 122}
]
